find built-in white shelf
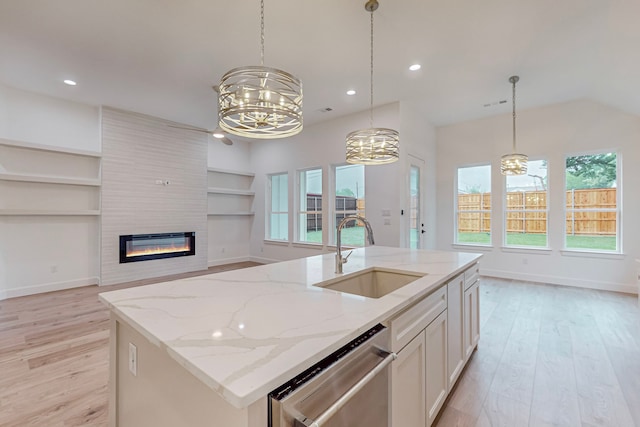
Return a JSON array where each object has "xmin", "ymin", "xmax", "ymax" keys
[
  {"xmin": 0, "ymin": 138, "xmax": 101, "ymax": 158},
  {"xmin": 207, "ymin": 167, "xmax": 254, "ymax": 177},
  {"xmin": 207, "ymin": 187, "xmax": 255, "ymax": 196},
  {"xmin": 0, "ymin": 209, "xmax": 101, "ymax": 216},
  {"xmin": 207, "ymin": 212, "xmax": 255, "ymax": 216},
  {"xmin": 0, "ymin": 172, "xmax": 101, "ymax": 187}
]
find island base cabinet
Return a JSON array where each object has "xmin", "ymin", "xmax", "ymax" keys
[
  {"xmin": 391, "ymin": 331, "xmax": 426, "ymax": 427},
  {"xmin": 109, "ymin": 315, "xmax": 266, "ymax": 427},
  {"xmin": 463, "ymin": 280, "xmax": 480, "ymax": 359},
  {"xmin": 425, "ymin": 310, "xmax": 448, "ymax": 427},
  {"xmin": 391, "ymin": 309, "xmax": 447, "ymax": 427}
]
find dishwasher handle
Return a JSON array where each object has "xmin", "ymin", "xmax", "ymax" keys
[{"xmin": 293, "ymin": 350, "xmax": 397, "ymax": 427}]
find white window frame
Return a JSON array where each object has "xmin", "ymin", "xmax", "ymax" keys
[
  {"xmin": 563, "ymin": 150, "xmax": 621, "ymax": 254},
  {"xmin": 503, "ymin": 158, "xmax": 549, "ymax": 249},
  {"xmin": 266, "ymin": 172, "xmax": 289, "ymax": 242},
  {"xmin": 454, "ymin": 163, "xmax": 492, "ymax": 247},
  {"xmin": 295, "ymin": 167, "xmax": 323, "ymax": 245},
  {"xmin": 330, "ymin": 163, "xmax": 366, "ymax": 247}
]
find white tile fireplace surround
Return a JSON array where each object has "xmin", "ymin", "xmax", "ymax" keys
[{"xmin": 100, "ymin": 108, "xmax": 208, "ymax": 286}]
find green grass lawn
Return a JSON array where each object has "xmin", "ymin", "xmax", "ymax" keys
[
  {"xmin": 304, "ymin": 227, "xmax": 365, "ymax": 246},
  {"xmin": 457, "ymin": 232, "xmax": 616, "ymax": 251}
]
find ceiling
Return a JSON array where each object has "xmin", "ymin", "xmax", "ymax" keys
[{"xmin": 1, "ymin": 0, "xmax": 639, "ymax": 132}]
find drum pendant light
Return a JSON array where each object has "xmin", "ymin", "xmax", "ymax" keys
[
  {"xmin": 500, "ymin": 75, "xmax": 528, "ymax": 175},
  {"xmin": 218, "ymin": 0, "xmax": 303, "ymax": 139},
  {"xmin": 345, "ymin": 0, "xmax": 399, "ymax": 165}
]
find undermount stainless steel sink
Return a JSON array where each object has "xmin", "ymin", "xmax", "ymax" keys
[{"xmin": 314, "ymin": 268, "xmax": 427, "ymax": 298}]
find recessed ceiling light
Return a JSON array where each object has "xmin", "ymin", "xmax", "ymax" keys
[
  {"xmin": 63, "ymin": 79, "xmax": 77, "ymax": 86},
  {"xmin": 409, "ymin": 64, "xmax": 421, "ymax": 71},
  {"xmin": 346, "ymin": 90, "xmax": 356, "ymax": 96}
]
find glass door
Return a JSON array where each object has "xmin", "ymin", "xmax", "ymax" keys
[{"xmin": 408, "ymin": 157, "xmax": 426, "ymax": 248}]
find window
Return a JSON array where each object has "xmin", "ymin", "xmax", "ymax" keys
[
  {"xmin": 456, "ymin": 165, "xmax": 491, "ymax": 245},
  {"xmin": 297, "ymin": 168, "xmax": 322, "ymax": 243},
  {"xmin": 333, "ymin": 164, "xmax": 365, "ymax": 247},
  {"xmin": 267, "ymin": 173, "xmax": 288, "ymax": 241},
  {"xmin": 565, "ymin": 152, "xmax": 619, "ymax": 252},
  {"xmin": 504, "ymin": 159, "xmax": 548, "ymax": 248}
]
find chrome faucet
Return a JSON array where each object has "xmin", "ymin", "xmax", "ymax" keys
[{"xmin": 336, "ymin": 215, "xmax": 375, "ymax": 274}]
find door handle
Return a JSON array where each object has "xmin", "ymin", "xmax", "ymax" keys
[{"xmin": 294, "ymin": 351, "xmax": 397, "ymax": 427}]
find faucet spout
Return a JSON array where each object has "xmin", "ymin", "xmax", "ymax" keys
[{"xmin": 336, "ymin": 215, "xmax": 375, "ymax": 274}]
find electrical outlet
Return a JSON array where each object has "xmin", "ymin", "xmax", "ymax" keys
[
  {"xmin": 221, "ymin": 247, "xmax": 225, "ymax": 253},
  {"xmin": 50, "ymin": 265, "xmax": 58, "ymax": 273},
  {"xmin": 522, "ymin": 258, "xmax": 528, "ymax": 265},
  {"xmin": 384, "ymin": 219, "xmax": 391, "ymax": 225},
  {"xmin": 128, "ymin": 343, "xmax": 137, "ymax": 376}
]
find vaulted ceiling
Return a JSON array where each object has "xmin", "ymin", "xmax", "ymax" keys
[{"xmin": 1, "ymin": 0, "xmax": 639, "ymax": 131}]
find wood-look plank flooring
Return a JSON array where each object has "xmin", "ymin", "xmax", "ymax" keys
[
  {"xmin": 1, "ymin": 270, "xmax": 638, "ymax": 426},
  {"xmin": 0, "ymin": 262, "xmax": 260, "ymax": 427},
  {"xmin": 435, "ymin": 277, "xmax": 640, "ymax": 427}
]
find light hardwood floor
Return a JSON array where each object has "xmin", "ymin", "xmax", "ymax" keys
[
  {"xmin": 434, "ymin": 277, "xmax": 640, "ymax": 427},
  {"xmin": 1, "ymin": 272, "xmax": 638, "ymax": 426},
  {"xmin": 0, "ymin": 262, "xmax": 260, "ymax": 427}
]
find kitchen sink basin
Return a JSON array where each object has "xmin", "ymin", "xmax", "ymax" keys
[{"xmin": 314, "ymin": 268, "xmax": 427, "ymax": 298}]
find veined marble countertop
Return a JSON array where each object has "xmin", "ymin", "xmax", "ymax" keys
[{"xmin": 99, "ymin": 246, "xmax": 481, "ymax": 408}]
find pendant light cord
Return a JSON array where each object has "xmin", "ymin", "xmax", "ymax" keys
[
  {"xmin": 369, "ymin": 9, "xmax": 374, "ymax": 128},
  {"xmin": 260, "ymin": 0, "xmax": 265, "ymax": 66},
  {"xmin": 512, "ymin": 77, "xmax": 517, "ymax": 152}
]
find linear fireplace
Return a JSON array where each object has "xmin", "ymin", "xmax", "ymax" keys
[{"xmin": 119, "ymin": 232, "xmax": 195, "ymax": 263}]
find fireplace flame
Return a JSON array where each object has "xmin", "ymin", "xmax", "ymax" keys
[{"xmin": 127, "ymin": 244, "xmax": 191, "ymax": 258}]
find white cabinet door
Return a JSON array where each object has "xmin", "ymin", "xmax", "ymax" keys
[
  {"xmin": 464, "ymin": 280, "xmax": 480, "ymax": 359},
  {"xmin": 425, "ymin": 310, "xmax": 448, "ymax": 427},
  {"xmin": 391, "ymin": 331, "xmax": 426, "ymax": 427},
  {"xmin": 446, "ymin": 273, "xmax": 465, "ymax": 389}
]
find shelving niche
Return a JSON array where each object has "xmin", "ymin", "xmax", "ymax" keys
[
  {"xmin": 207, "ymin": 167, "xmax": 255, "ymax": 265},
  {"xmin": 0, "ymin": 139, "xmax": 101, "ymax": 216},
  {"xmin": 207, "ymin": 167, "xmax": 255, "ymax": 216}
]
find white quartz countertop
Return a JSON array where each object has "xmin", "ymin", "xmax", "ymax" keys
[{"xmin": 99, "ymin": 246, "xmax": 481, "ymax": 408}]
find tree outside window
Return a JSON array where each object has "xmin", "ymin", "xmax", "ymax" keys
[{"xmin": 565, "ymin": 153, "xmax": 619, "ymax": 252}]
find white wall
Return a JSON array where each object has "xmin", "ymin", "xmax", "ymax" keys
[
  {"xmin": 100, "ymin": 108, "xmax": 208, "ymax": 286},
  {"xmin": 248, "ymin": 102, "xmax": 437, "ymax": 263},
  {"xmin": 0, "ymin": 83, "xmax": 101, "ymax": 299},
  {"xmin": 436, "ymin": 99, "xmax": 640, "ymax": 293}
]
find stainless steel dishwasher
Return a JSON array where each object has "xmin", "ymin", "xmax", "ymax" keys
[{"xmin": 269, "ymin": 324, "xmax": 396, "ymax": 427}]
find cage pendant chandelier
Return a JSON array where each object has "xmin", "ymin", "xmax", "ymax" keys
[
  {"xmin": 217, "ymin": 0, "xmax": 303, "ymax": 139},
  {"xmin": 500, "ymin": 75, "xmax": 528, "ymax": 175},
  {"xmin": 345, "ymin": 0, "xmax": 399, "ymax": 165}
]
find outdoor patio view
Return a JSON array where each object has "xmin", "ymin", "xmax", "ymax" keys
[
  {"xmin": 457, "ymin": 153, "xmax": 618, "ymax": 251},
  {"xmin": 298, "ymin": 165, "xmax": 366, "ymax": 246}
]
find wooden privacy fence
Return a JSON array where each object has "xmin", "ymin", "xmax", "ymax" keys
[{"xmin": 458, "ymin": 188, "xmax": 616, "ymax": 235}]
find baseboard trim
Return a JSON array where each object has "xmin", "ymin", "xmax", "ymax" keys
[
  {"xmin": 481, "ymin": 268, "xmax": 637, "ymax": 294},
  {"xmin": 1, "ymin": 276, "xmax": 100, "ymax": 301},
  {"xmin": 248, "ymin": 256, "xmax": 280, "ymax": 264},
  {"xmin": 207, "ymin": 256, "xmax": 252, "ymax": 267}
]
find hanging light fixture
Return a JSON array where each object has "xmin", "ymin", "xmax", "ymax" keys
[
  {"xmin": 218, "ymin": 0, "xmax": 303, "ymax": 139},
  {"xmin": 345, "ymin": 0, "xmax": 399, "ymax": 165},
  {"xmin": 500, "ymin": 75, "xmax": 528, "ymax": 175}
]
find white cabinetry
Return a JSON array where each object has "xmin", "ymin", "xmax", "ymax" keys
[
  {"xmin": 425, "ymin": 310, "xmax": 448, "ymax": 426},
  {"xmin": 446, "ymin": 272, "xmax": 465, "ymax": 388},
  {"xmin": 391, "ymin": 332, "xmax": 426, "ymax": 427},
  {"xmin": 464, "ymin": 263, "xmax": 480, "ymax": 358},
  {"xmin": 389, "ymin": 263, "xmax": 480, "ymax": 427}
]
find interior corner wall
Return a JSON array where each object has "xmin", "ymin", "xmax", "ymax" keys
[
  {"xmin": 100, "ymin": 107, "xmax": 208, "ymax": 286},
  {"xmin": 436, "ymin": 99, "xmax": 640, "ymax": 293},
  {"xmin": 0, "ymin": 83, "xmax": 101, "ymax": 299},
  {"xmin": 399, "ymin": 101, "xmax": 437, "ymax": 250},
  {"xmin": 248, "ymin": 103, "xmax": 408, "ymax": 263}
]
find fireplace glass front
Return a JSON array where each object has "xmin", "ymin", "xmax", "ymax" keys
[{"xmin": 119, "ymin": 232, "xmax": 195, "ymax": 263}]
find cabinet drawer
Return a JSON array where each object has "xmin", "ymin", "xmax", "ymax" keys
[
  {"xmin": 464, "ymin": 263, "xmax": 480, "ymax": 290},
  {"xmin": 389, "ymin": 286, "xmax": 447, "ymax": 353}
]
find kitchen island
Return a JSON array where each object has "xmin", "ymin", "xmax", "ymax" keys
[{"xmin": 99, "ymin": 246, "xmax": 481, "ymax": 427}]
